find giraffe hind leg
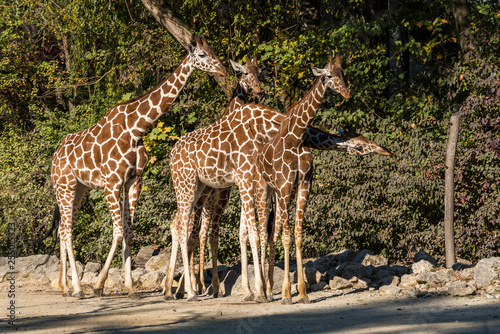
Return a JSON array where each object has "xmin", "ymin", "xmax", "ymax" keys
[
  {"xmin": 93, "ymin": 184, "xmax": 124, "ymax": 297},
  {"xmin": 122, "ymin": 179, "xmax": 142, "ymax": 299}
]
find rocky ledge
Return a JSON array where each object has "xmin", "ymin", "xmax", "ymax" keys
[{"xmin": 1, "ymin": 249, "xmax": 499, "ymax": 300}]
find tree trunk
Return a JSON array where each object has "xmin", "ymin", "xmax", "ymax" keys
[
  {"xmin": 444, "ymin": 114, "xmax": 460, "ymax": 268},
  {"xmin": 141, "ymin": 0, "xmax": 230, "ymax": 94},
  {"xmin": 451, "ymin": 0, "xmax": 476, "ymax": 53},
  {"xmin": 140, "ymin": 0, "xmax": 193, "ymax": 50}
]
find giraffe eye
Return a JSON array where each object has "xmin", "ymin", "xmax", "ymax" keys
[{"xmin": 198, "ymin": 53, "xmax": 206, "ymax": 58}]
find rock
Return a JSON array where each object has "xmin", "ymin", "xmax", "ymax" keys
[
  {"xmin": 303, "ymin": 263, "xmax": 322, "ymax": 285},
  {"xmin": 338, "ymin": 250, "xmax": 357, "ymax": 263},
  {"xmin": 411, "ymin": 260, "xmax": 435, "ymax": 274},
  {"xmin": 66, "ymin": 261, "xmax": 84, "ymax": 280},
  {"xmin": 460, "ymin": 268, "xmax": 475, "ymax": 280},
  {"xmin": 379, "ymin": 284, "xmax": 401, "ymax": 296},
  {"xmin": 104, "ymin": 268, "xmax": 124, "ymax": 288},
  {"xmin": 82, "ymin": 272, "xmax": 98, "ymax": 285},
  {"xmin": 372, "ymin": 269, "xmax": 391, "ymax": 282},
  {"xmin": 447, "ymin": 281, "xmax": 476, "ymax": 296},
  {"xmin": 145, "ymin": 253, "xmax": 170, "ymax": 272},
  {"xmin": 229, "ymin": 264, "xmax": 290, "ymax": 296},
  {"xmin": 14, "ymin": 255, "xmax": 60, "ymax": 278},
  {"xmin": 46, "ymin": 271, "xmax": 60, "ymax": 289},
  {"xmin": 474, "ymin": 257, "xmax": 500, "ymax": 287},
  {"xmin": 311, "ymin": 281, "xmax": 329, "ymax": 292},
  {"xmin": 378, "ymin": 275, "xmax": 400, "ymax": 287},
  {"xmin": 329, "ymin": 276, "xmax": 352, "ymax": 290},
  {"xmin": 414, "ymin": 251, "xmax": 437, "ymax": 266},
  {"xmin": 340, "ymin": 263, "xmax": 366, "ymax": 280},
  {"xmin": 352, "ymin": 249, "xmax": 373, "ymax": 263},
  {"xmin": 452, "ymin": 259, "xmax": 473, "ymax": 271},
  {"xmin": 84, "ymin": 262, "xmax": 101, "ymax": 274},
  {"xmin": 313, "ymin": 253, "xmax": 341, "ymax": 272},
  {"xmin": 485, "ymin": 285, "xmax": 500, "ymax": 296},
  {"xmin": 325, "ymin": 267, "xmax": 337, "ymax": 282},
  {"xmin": 387, "ymin": 265, "xmax": 410, "ymax": 276},
  {"xmin": 361, "ymin": 254, "xmax": 388, "ymax": 267},
  {"xmin": 354, "ymin": 278, "xmax": 372, "ymax": 290},
  {"xmin": 399, "ymin": 274, "xmax": 418, "ymax": 289},
  {"xmin": 135, "ymin": 245, "xmax": 163, "ymax": 269},
  {"xmin": 415, "ymin": 269, "xmax": 453, "ymax": 285},
  {"xmin": 140, "ymin": 271, "xmax": 165, "ymax": 290},
  {"xmin": 132, "ymin": 268, "xmax": 146, "ymax": 282}
]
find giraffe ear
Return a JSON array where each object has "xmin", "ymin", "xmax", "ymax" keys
[
  {"xmin": 230, "ymin": 59, "xmax": 246, "ymax": 74},
  {"xmin": 312, "ymin": 67, "xmax": 326, "ymax": 76}
]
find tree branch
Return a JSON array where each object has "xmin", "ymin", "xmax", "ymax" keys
[{"xmin": 140, "ymin": 0, "xmax": 193, "ymax": 50}]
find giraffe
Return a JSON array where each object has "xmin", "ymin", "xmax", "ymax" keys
[
  {"xmin": 164, "ymin": 55, "xmax": 267, "ymax": 302},
  {"xmin": 165, "ymin": 53, "xmax": 389, "ymax": 303},
  {"xmin": 50, "ymin": 36, "xmax": 226, "ymax": 299},
  {"xmin": 256, "ymin": 51, "xmax": 364, "ymax": 304},
  {"xmin": 177, "ymin": 55, "xmax": 262, "ymax": 297}
]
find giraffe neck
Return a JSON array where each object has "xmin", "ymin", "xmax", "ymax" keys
[
  {"xmin": 285, "ymin": 77, "xmax": 327, "ymax": 144},
  {"xmin": 302, "ymin": 126, "xmax": 346, "ymax": 150},
  {"xmin": 221, "ymin": 81, "xmax": 247, "ymax": 118},
  {"xmin": 115, "ymin": 54, "xmax": 195, "ymax": 137}
]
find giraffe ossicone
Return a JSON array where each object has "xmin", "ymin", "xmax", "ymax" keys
[{"xmin": 50, "ymin": 35, "xmax": 226, "ymax": 299}]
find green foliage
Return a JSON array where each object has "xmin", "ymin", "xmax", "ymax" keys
[{"xmin": 1, "ymin": 0, "xmax": 499, "ymax": 266}]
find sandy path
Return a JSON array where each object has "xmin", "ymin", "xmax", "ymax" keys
[{"xmin": 2, "ymin": 289, "xmax": 499, "ymax": 333}]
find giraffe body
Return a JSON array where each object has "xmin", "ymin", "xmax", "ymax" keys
[
  {"xmin": 256, "ymin": 52, "xmax": 388, "ymax": 304},
  {"xmin": 51, "ymin": 36, "xmax": 226, "ymax": 298}
]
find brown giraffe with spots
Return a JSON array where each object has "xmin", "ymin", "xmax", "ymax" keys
[
  {"xmin": 164, "ymin": 55, "xmax": 267, "ymax": 301},
  {"xmin": 166, "ymin": 53, "xmax": 389, "ymax": 302},
  {"xmin": 173, "ymin": 55, "xmax": 262, "ymax": 297},
  {"xmin": 50, "ymin": 36, "xmax": 226, "ymax": 299},
  {"xmin": 185, "ymin": 124, "xmax": 389, "ymax": 299},
  {"xmin": 256, "ymin": 51, "xmax": 388, "ymax": 304}
]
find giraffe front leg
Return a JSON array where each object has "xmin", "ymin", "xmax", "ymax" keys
[
  {"xmin": 295, "ymin": 177, "xmax": 312, "ymax": 304},
  {"xmin": 239, "ymin": 219, "xmax": 253, "ymax": 301},
  {"xmin": 276, "ymin": 196, "xmax": 292, "ymax": 305},
  {"xmin": 240, "ymin": 193, "xmax": 266, "ymax": 303}
]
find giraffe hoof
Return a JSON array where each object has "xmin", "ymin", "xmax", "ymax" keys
[
  {"xmin": 254, "ymin": 295, "xmax": 268, "ymax": 303},
  {"xmin": 266, "ymin": 294, "xmax": 274, "ymax": 302},
  {"xmin": 213, "ymin": 292, "xmax": 219, "ymax": 299},
  {"xmin": 175, "ymin": 292, "xmax": 185, "ymax": 300},
  {"xmin": 281, "ymin": 297, "xmax": 293, "ymax": 305},
  {"xmin": 128, "ymin": 292, "xmax": 141, "ymax": 300},
  {"xmin": 187, "ymin": 295, "xmax": 198, "ymax": 302},
  {"xmin": 297, "ymin": 297, "xmax": 311, "ymax": 304},
  {"xmin": 164, "ymin": 294, "xmax": 175, "ymax": 301},
  {"xmin": 62, "ymin": 291, "xmax": 72, "ymax": 297},
  {"xmin": 73, "ymin": 291, "xmax": 85, "ymax": 299},
  {"xmin": 93, "ymin": 289, "xmax": 104, "ymax": 297},
  {"xmin": 243, "ymin": 294, "xmax": 254, "ymax": 302}
]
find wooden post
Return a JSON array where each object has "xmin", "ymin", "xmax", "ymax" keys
[{"xmin": 444, "ymin": 114, "xmax": 460, "ymax": 268}]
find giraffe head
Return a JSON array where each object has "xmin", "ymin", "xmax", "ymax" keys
[
  {"xmin": 339, "ymin": 127, "xmax": 391, "ymax": 156},
  {"xmin": 229, "ymin": 54, "xmax": 262, "ymax": 94},
  {"xmin": 188, "ymin": 35, "xmax": 227, "ymax": 77},
  {"xmin": 312, "ymin": 51, "xmax": 350, "ymax": 98}
]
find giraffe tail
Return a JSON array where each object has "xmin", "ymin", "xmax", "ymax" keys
[
  {"xmin": 28, "ymin": 204, "xmax": 60, "ymax": 243},
  {"xmin": 30, "ymin": 204, "xmax": 60, "ymax": 269}
]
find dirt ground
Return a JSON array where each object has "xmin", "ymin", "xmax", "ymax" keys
[{"xmin": 2, "ymin": 288, "xmax": 499, "ymax": 334}]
